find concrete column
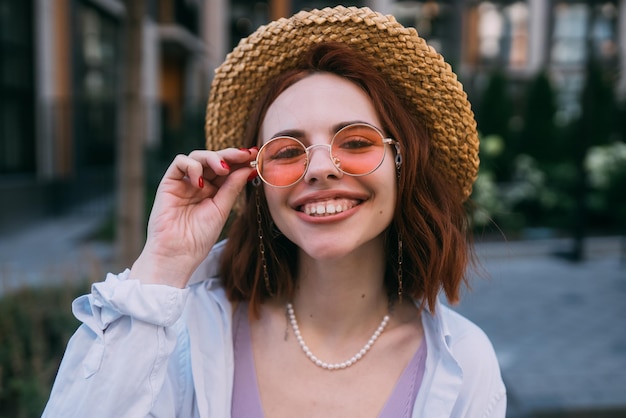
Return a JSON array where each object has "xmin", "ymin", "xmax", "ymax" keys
[
  {"xmin": 618, "ymin": 0, "xmax": 626, "ymax": 98},
  {"xmin": 204, "ymin": 0, "xmax": 227, "ymax": 85},
  {"xmin": 270, "ymin": 0, "xmax": 290, "ymax": 20},
  {"xmin": 142, "ymin": 18, "xmax": 160, "ymax": 147},
  {"xmin": 34, "ymin": 0, "xmax": 56, "ymax": 179},
  {"xmin": 527, "ymin": 0, "xmax": 550, "ymax": 75},
  {"xmin": 366, "ymin": 0, "xmax": 394, "ymax": 15},
  {"xmin": 41, "ymin": 0, "xmax": 72, "ymax": 178}
]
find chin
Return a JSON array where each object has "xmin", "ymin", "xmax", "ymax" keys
[{"xmin": 297, "ymin": 235, "xmax": 382, "ymax": 262}]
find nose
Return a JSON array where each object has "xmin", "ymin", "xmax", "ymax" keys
[{"xmin": 303, "ymin": 143, "xmax": 343, "ymax": 184}]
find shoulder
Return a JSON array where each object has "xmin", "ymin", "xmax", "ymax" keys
[
  {"xmin": 438, "ymin": 305, "xmax": 496, "ymax": 360},
  {"xmin": 437, "ymin": 305, "xmax": 507, "ymax": 416},
  {"xmin": 422, "ymin": 302, "xmax": 503, "ymax": 380}
]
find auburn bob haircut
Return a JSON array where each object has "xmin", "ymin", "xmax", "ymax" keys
[{"xmin": 219, "ymin": 42, "xmax": 474, "ymax": 316}]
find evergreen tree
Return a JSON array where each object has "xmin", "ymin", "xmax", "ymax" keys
[
  {"xmin": 476, "ymin": 70, "xmax": 514, "ymax": 180},
  {"xmin": 519, "ymin": 72, "xmax": 558, "ymax": 163},
  {"xmin": 477, "ymin": 70, "xmax": 512, "ymax": 140},
  {"xmin": 567, "ymin": 58, "xmax": 616, "ymax": 261},
  {"xmin": 577, "ymin": 60, "xmax": 616, "ymax": 152}
]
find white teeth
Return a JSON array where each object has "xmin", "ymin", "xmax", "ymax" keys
[{"xmin": 302, "ymin": 199, "xmax": 358, "ymax": 216}]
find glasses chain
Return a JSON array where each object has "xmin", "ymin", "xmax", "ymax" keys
[
  {"xmin": 397, "ymin": 233, "xmax": 403, "ymax": 304},
  {"xmin": 395, "ymin": 150, "xmax": 403, "ymax": 172},
  {"xmin": 254, "ymin": 183, "xmax": 274, "ymax": 296},
  {"xmin": 395, "ymin": 139, "xmax": 402, "ymax": 304}
]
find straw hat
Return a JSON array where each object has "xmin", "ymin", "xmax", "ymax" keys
[{"xmin": 206, "ymin": 5, "xmax": 479, "ymax": 201}]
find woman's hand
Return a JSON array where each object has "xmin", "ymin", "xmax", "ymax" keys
[{"xmin": 128, "ymin": 147, "xmax": 257, "ymax": 287}]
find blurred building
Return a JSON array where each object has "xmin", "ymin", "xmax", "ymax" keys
[
  {"xmin": 1, "ymin": 0, "xmax": 624, "ymax": 232},
  {"xmin": 0, "ymin": 0, "xmax": 224, "ymax": 232}
]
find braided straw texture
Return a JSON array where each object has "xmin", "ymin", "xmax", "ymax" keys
[{"xmin": 206, "ymin": 6, "xmax": 479, "ymax": 201}]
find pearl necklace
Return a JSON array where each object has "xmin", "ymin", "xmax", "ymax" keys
[{"xmin": 286, "ymin": 303, "xmax": 390, "ymax": 371}]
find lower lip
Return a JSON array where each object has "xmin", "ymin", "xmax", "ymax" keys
[{"xmin": 296, "ymin": 204, "xmax": 360, "ymax": 224}]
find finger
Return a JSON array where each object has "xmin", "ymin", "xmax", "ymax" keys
[
  {"xmin": 209, "ymin": 165, "xmax": 256, "ymax": 214},
  {"xmin": 190, "ymin": 148, "xmax": 257, "ymax": 174},
  {"xmin": 190, "ymin": 148, "xmax": 257, "ymax": 190},
  {"xmin": 164, "ymin": 154, "xmax": 205, "ymax": 187},
  {"xmin": 162, "ymin": 148, "xmax": 257, "ymax": 195}
]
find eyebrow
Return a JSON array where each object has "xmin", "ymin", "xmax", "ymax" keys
[{"xmin": 269, "ymin": 120, "xmax": 379, "ymax": 141}]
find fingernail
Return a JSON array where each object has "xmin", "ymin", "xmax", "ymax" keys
[
  {"xmin": 250, "ymin": 146, "xmax": 259, "ymax": 151},
  {"xmin": 239, "ymin": 147, "xmax": 252, "ymax": 154},
  {"xmin": 220, "ymin": 161, "xmax": 230, "ymax": 170},
  {"xmin": 198, "ymin": 176, "xmax": 204, "ymax": 188},
  {"xmin": 247, "ymin": 171, "xmax": 259, "ymax": 182}
]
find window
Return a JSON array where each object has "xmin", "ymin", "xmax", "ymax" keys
[
  {"xmin": 393, "ymin": 0, "xmax": 453, "ymax": 56},
  {"xmin": 465, "ymin": 1, "xmax": 529, "ymax": 70},
  {"xmin": 73, "ymin": 3, "xmax": 120, "ymax": 167},
  {"xmin": 0, "ymin": 0, "xmax": 35, "ymax": 174},
  {"xmin": 549, "ymin": 1, "xmax": 619, "ymax": 123}
]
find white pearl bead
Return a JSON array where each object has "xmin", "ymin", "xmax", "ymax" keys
[{"xmin": 286, "ymin": 302, "xmax": 390, "ymax": 371}]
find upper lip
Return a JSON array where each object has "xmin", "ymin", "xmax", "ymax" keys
[{"xmin": 290, "ymin": 190, "xmax": 369, "ymax": 210}]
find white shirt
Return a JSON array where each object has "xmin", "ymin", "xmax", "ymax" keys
[{"xmin": 43, "ymin": 240, "xmax": 506, "ymax": 418}]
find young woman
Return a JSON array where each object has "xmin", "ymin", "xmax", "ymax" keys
[{"xmin": 44, "ymin": 6, "xmax": 506, "ymax": 417}]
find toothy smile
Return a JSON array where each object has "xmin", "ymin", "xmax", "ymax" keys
[{"xmin": 301, "ymin": 199, "xmax": 360, "ymax": 216}]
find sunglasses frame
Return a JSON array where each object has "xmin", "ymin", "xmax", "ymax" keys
[{"xmin": 250, "ymin": 123, "xmax": 401, "ymax": 188}]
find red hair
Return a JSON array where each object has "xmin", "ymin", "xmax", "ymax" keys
[{"xmin": 219, "ymin": 42, "xmax": 474, "ymax": 316}]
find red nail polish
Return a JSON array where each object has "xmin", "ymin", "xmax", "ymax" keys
[
  {"xmin": 221, "ymin": 161, "xmax": 230, "ymax": 170},
  {"xmin": 250, "ymin": 146, "xmax": 259, "ymax": 151},
  {"xmin": 247, "ymin": 171, "xmax": 259, "ymax": 182},
  {"xmin": 198, "ymin": 176, "xmax": 204, "ymax": 188},
  {"xmin": 239, "ymin": 147, "xmax": 251, "ymax": 154}
]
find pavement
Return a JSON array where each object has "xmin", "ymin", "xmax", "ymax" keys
[
  {"xmin": 457, "ymin": 237, "xmax": 626, "ymax": 417},
  {"xmin": 1, "ymin": 198, "xmax": 625, "ymax": 417},
  {"xmin": 0, "ymin": 197, "xmax": 116, "ymax": 296}
]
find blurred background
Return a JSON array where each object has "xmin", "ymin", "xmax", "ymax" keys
[{"xmin": 0, "ymin": 0, "xmax": 624, "ymax": 417}]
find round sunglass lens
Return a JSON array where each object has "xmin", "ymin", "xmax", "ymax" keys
[
  {"xmin": 258, "ymin": 137, "xmax": 307, "ymax": 187},
  {"xmin": 332, "ymin": 125, "xmax": 386, "ymax": 175}
]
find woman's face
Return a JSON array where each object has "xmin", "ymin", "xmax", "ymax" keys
[{"xmin": 259, "ymin": 72, "xmax": 397, "ymax": 261}]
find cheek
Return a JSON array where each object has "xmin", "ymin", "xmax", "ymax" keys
[
  {"xmin": 376, "ymin": 167, "xmax": 398, "ymax": 215},
  {"xmin": 378, "ymin": 161, "xmax": 398, "ymax": 192},
  {"xmin": 380, "ymin": 187, "xmax": 397, "ymax": 217}
]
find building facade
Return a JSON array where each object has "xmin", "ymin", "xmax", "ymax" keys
[
  {"xmin": 1, "ymin": 0, "xmax": 624, "ymax": 232},
  {"xmin": 0, "ymin": 0, "xmax": 219, "ymax": 232}
]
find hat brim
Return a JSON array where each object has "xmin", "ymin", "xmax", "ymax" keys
[{"xmin": 205, "ymin": 6, "xmax": 479, "ymax": 201}]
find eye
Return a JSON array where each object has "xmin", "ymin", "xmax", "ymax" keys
[
  {"xmin": 272, "ymin": 146, "xmax": 304, "ymax": 159},
  {"xmin": 339, "ymin": 136, "xmax": 375, "ymax": 149},
  {"xmin": 335, "ymin": 135, "xmax": 379, "ymax": 153},
  {"xmin": 265, "ymin": 139, "xmax": 306, "ymax": 161},
  {"xmin": 334, "ymin": 125, "xmax": 383, "ymax": 152}
]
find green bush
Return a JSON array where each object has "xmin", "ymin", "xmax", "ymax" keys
[{"xmin": 0, "ymin": 283, "xmax": 89, "ymax": 418}]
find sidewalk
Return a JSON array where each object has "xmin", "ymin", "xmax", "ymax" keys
[
  {"xmin": 1, "ymin": 206, "xmax": 625, "ymax": 417},
  {"xmin": 455, "ymin": 236, "xmax": 626, "ymax": 417},
  {"xmin": 0, "ymin": 197, "xmax": 115, "ymax": 296}
]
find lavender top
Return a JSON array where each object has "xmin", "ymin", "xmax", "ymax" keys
[{"xmin": 232, "ymin": 303, "xmax": 426, "ymax": 418}]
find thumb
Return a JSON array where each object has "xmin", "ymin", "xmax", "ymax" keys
[{"xmin": 211, "ymin": 167, "xmax": 256, "ymax": 216}]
